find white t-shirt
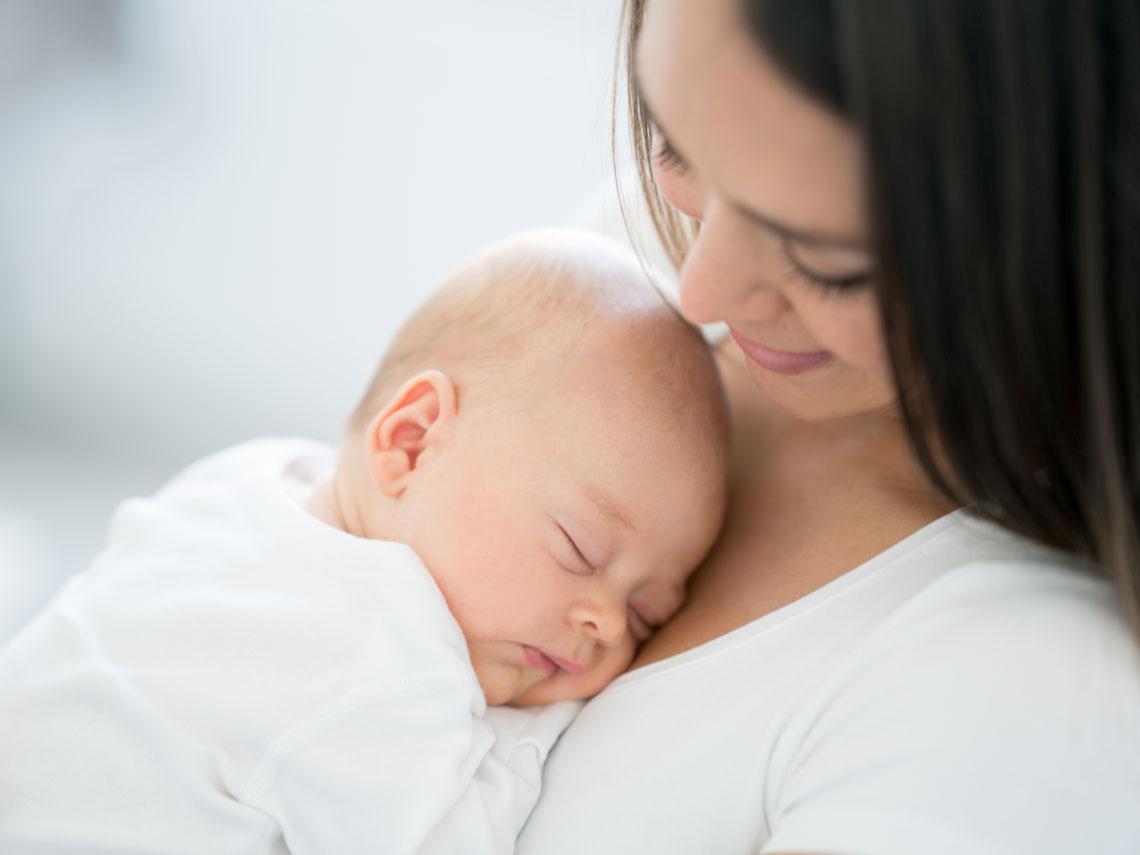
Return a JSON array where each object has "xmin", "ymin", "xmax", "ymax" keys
[
  {"xmin": 529, "ymin": 177, "xmax": 1140, "ymax": 854},
  {"xmin": 517, "ymin": 504, "xmax": 1140, "ymax": 855},
  {"xmin": 0, "ymin": 439, "xmax": 577, "ymax": 855}
]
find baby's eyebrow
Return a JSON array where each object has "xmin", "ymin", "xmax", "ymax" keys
[{"xmin": 580, "ymin": 482, "xmax": 635, "ymax": 533}]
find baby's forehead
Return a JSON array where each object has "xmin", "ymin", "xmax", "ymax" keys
[
  {"xmin": 534, "ymin": 399, "xmax": 724, "ymax": 522},
  {"xmin": 508, "ymin": 320, "xmax": 725, "ymax": 461}
]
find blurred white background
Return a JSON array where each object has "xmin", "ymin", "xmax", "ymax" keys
[{"xmin": 0, "ymin": 0, "xmax": 635, "ymax": 640}]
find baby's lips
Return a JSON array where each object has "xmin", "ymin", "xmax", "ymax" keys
[
  {"xmin": 521, "ymin": 645, "xmax": 559, "ymax": 675},
  {"xmin": 544, "ymin": 652, "xmax": 586, "ymax": 676}
]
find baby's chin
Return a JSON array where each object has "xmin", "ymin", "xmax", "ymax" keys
[
  {"xmin": 504, "ymin": 662, "xmax": 628, "ymax": 707},
  {"xmin": 475, "ymin": 663, "xmax": 609, "ymax": 707},
  {"xmin": 506, "ymin": 678, "xmax": 587, "ymax": 707},
  {"xmin": 471, "ymin": 659, "xmax": 548, "ymax": 706}
]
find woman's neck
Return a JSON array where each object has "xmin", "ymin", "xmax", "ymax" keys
[
  {"xmin": 718, "ymin": 348, "xmax": 944, "ymax": 508},
  {"xmin": 631, "ymin": 359, "xmax": 955, "ymax": 668}
]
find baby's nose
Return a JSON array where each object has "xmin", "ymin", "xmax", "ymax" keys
[
  {"xmin": 581, "ymin": 603, "xmax": 627, "ymax": 647},
  {"xmin": 569, "ymin": 589, "xmax": 629, "ymax": 647}
]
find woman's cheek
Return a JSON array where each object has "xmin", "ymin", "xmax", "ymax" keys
[
  {"xmin": 652, "ymin": 162, "xmax": 704, "ymax": 221},
  {"xmin": 845, "ymin": 301, "xmax": 891, "ymax": 378},
  {"xmin": 805, "ymin": 294, "xmax": 890, "ymax": 376}
]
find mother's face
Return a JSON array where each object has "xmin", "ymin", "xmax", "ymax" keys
[{"xmin": 637, "ymin": 0, "xmax": 896, "ymax": 422}]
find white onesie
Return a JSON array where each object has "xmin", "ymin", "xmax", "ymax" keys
[{"xmin": 0, "ymin": 439, "xmax": 577, "ymax": 855}]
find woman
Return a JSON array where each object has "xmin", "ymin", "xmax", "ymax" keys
[{"xmin": 519, "ymin": 1, "xmax": 1140, "ymax": 852}]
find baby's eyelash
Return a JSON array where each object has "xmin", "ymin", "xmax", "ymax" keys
[
  {"xmin": 627, "ymin": 606, "xmax": 657, "ymax": 643},
  {"xmin": 777, "ymin": 239, "xmax": 871, "ymax": 296},
  {"xmin": 559, "ymin": 526, "xmax": 596, "ymax": 575}
]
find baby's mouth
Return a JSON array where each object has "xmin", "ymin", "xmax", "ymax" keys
[
  {"xmin": 543, "ymin": 652, "xmax": 586, "ymax": 676},
  {"xmin": 520, "ymin": 644, "xmax": 559, "ymax": 676},
  {"xmin": 520, "ymin": 645, "xmax": 586, "ymax": 676}
]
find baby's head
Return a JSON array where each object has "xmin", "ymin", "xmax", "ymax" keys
[{"xmin": 336, "ymin": 229, "xmax": 728, "ymax": 705}]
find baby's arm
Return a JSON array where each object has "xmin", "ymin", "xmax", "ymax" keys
[
  {"xmin": 244, "ymin": 682, "xmax": 579, "ymax": 855},
  {"xmin": 420, "ymin": 701, "xmax": 581, "ymax": 850}
]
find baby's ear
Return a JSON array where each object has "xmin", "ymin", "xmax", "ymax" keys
[{"xmin": 363, "ymin": 369, "xmax": 457, "ymax": 497}]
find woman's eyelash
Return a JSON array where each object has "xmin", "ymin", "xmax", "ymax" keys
[
  {"xmin": 777, "ymin": 239, "xmax": 871, "ymax": 296},
  {"xmin": 649, "ymin": 124, "xmax": 868, "ymax": 296},
  {"xmin": 651, "ymin": 133, "xmax": 689, "ymax": 174}
]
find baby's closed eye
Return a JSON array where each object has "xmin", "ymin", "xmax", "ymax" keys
[
  {"xmin": 627, "ymin": 605, "xmax": 658, "ymax": 643},
  {"xmin": 553, "ymin": 524, "xmax": 595, "ymax": 576}
]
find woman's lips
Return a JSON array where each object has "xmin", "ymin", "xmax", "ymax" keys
[{"xmin": 729, "ymin": 327, "xmax": 834, "ymax": 375}]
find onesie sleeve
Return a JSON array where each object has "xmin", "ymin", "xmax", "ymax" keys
[
  {"xmin": 242, "ymin": 680, "xmax": 579, "ymax": 855},
  {"xmin": 478, "ymin": 701, "xmax": 583, "ymax": 833},
  {"xmin": 760, "ymin": 562, "xmax": 1140, "ymax": 855}
]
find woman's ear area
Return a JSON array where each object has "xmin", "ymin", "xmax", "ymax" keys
[{"xmin": 362, "ymin": 369, "xmax": 459, "ymax": 497}]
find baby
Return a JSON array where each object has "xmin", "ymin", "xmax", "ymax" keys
[{"xmin": 0, "ymin": 230, "xmax": 728, "ymax": 854}]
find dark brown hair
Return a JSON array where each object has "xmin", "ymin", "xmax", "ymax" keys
[{"xmin": 620, "ymin": 0, "xmax": 1140, "ymax": 633}]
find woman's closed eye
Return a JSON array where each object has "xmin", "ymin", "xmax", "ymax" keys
[
  {"xmin": 779, "ymin": 238, "xmax": 873, "ymax": 296},
  {"xmin": 652, "ymin": 131, "xmax": 689, "ymax": 175},
  {"xmin": 650, "ymin": 123, "xmax": 872, "ymax": 296}
]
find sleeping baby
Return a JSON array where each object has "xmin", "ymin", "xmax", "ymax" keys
[{"xmin": 0, "ymin": 229, "xmax": 729, "ymax": 854}]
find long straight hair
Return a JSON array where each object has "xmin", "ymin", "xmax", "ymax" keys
[{"xmin": 619, "ymin": 0, "xmax": 1140, "ymax": 634}]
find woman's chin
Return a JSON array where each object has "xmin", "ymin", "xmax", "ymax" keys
[{"xmin": 742, "ymin": 358, "xmax": 895, "ymax": 423}]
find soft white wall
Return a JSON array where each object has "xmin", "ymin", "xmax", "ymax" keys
[{"xmin": 0, "ymin": 0, "xmax": 631, "ymax": 639}]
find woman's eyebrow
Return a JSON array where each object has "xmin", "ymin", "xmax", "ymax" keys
[
  {"xmin": 734, "ymin": 203, "xmax": 869, "ymax": 250},
  {"xmin": 637, "ymin": 82, "xmax": 870, "ymax": 252}
]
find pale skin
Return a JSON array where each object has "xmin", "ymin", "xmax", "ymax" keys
[
  {"xmin": 309, "ymin": 323, "xmax": 725, "ymax": 707},
  {"xmin": 627, "ymin": 0, "xmax": 955, "ymax": 687}
]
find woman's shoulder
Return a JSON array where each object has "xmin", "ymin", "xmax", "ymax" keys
[
  {"xmin": 853, "ymin": 508, "xmax": 1139, "ymax": 717},
  {"xmin": 883, "ymin": 508, "xmax": 1130, "ymax": 655},
  {"xmin": 763, "ymin": 518, "xmax": 1140, "ymax": 854},
  {"xmin": 874, "ymin": 558, "xmax": 1137, "ymax": 708}
]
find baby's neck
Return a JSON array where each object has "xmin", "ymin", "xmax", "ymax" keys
[
  {"xmin": 305, "ymin": 473, "xmax": 363, "ymax": 537},
  {"xmin": 306, "ymin": 451, "xmax": 404, "ymax": 546}
]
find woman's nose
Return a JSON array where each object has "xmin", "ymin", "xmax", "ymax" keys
[{"xmin": 677, "ymin": 203, "xmax": 793, "ymax": 326}]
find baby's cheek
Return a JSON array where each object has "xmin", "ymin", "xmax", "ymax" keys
[{"xmin": 470, "ymin": 648, "xmax": 544, "ymax": 706}]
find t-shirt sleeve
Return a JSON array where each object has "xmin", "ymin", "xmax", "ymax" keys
[{"xmin": 761, "ymin": 562, "xmax": 1140, "ymax": 855}]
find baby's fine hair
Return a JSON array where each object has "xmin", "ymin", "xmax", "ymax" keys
[{"xmin": 348, "ymin": 228, "xmax": 728, "ymax": 457}]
